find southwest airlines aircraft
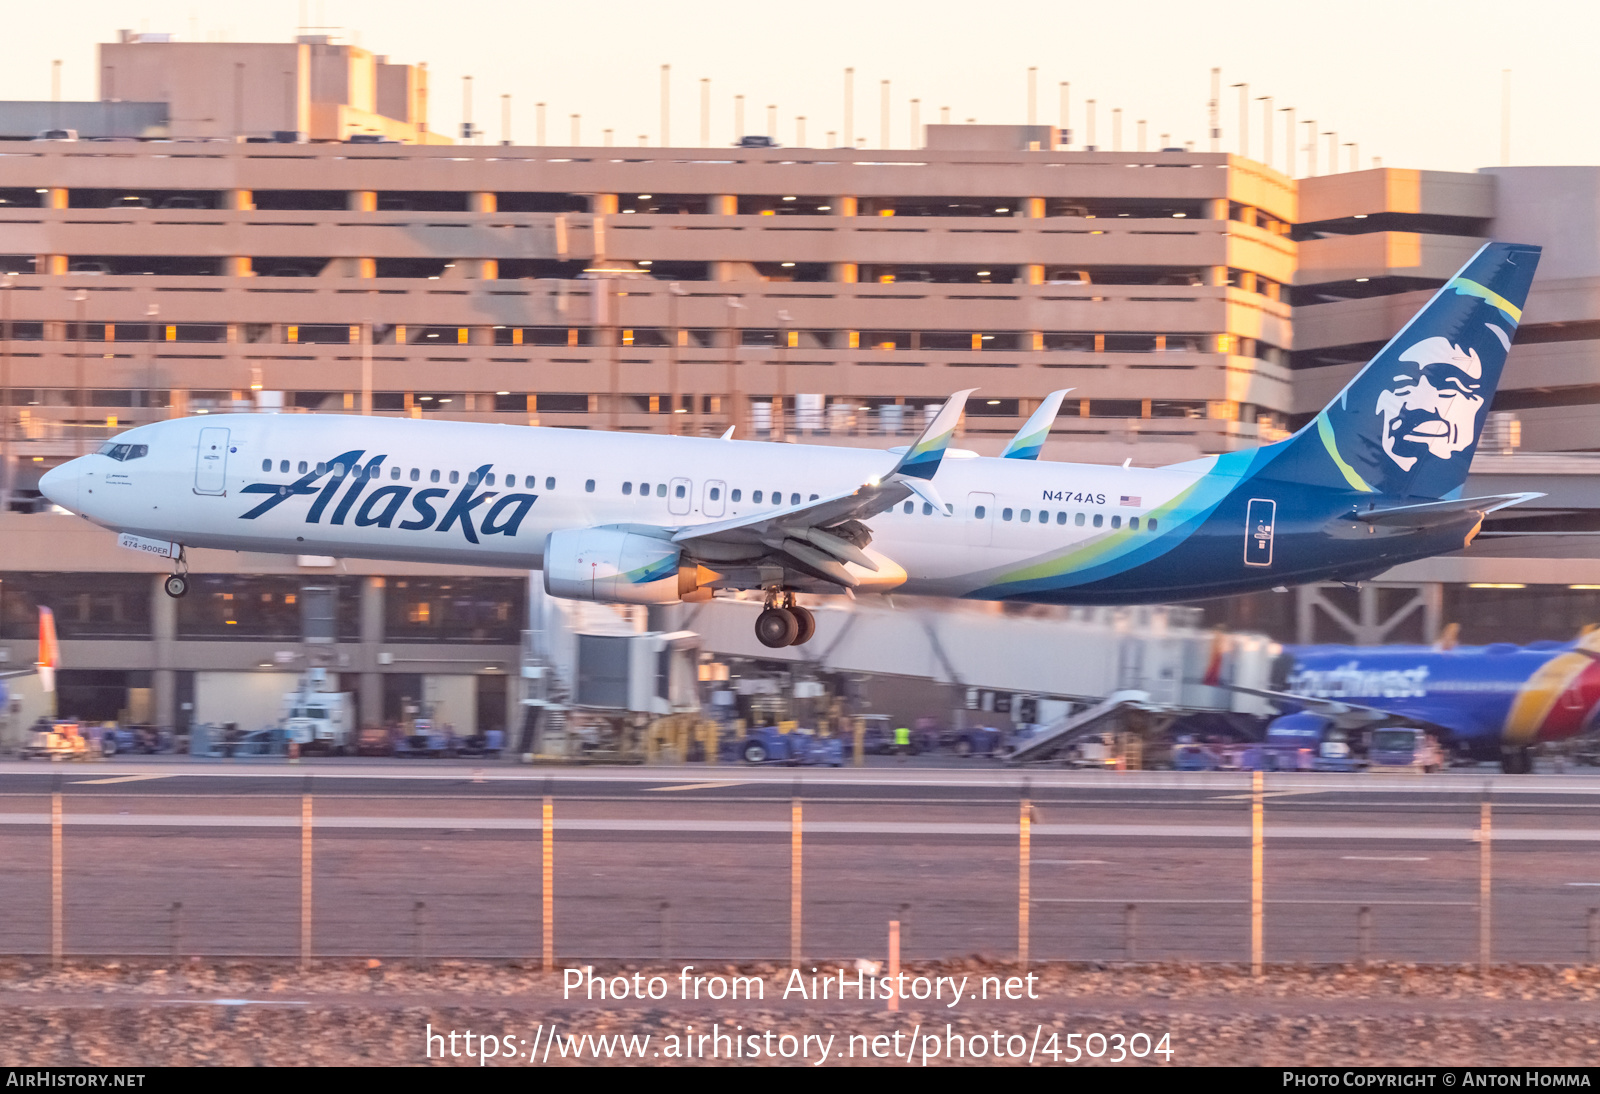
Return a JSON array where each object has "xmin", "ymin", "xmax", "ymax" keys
[{"xmin": 41, "ymin": 243, "xmax": 1541, "ymax": 650}]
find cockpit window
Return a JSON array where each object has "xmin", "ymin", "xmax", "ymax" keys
[{"xmin": 97, "ymin": 442, "xmax": 147, "ymax": 462}]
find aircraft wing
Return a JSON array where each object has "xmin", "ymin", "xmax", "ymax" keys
[
  {"xmin": 1215, "ymin": 682, "xmax": 1459, "ymax": 738},
  {"xmin": 670, "ymin": 389, "xmax": 976, "ymax": 588},
  {"xmin": 1354, "ymin": 492, "xmax": 1544, "ymax": 529}
]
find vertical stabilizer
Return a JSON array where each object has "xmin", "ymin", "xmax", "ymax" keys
[{"xmin": 1264, "ymin": 242, "xmax": 1541, "ymax": 499}]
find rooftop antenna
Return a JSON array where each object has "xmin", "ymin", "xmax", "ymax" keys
[
  {"xmin": 1279, "ymin": 106, "xmax": 1295, "ymax": 176},
  {"xmin": 735, "ymin": 94, "xmax": 744, "ymax": 140},
  {"xmin": 1209, "ymin": 67, "xmax": 1221, "ymax": 151},
  {"xmin": 1497, "ymin": 69, "xmax": 1510, "ymax": 166},
  {"xmin": 1345, "ymin": 141, "xmax": 1358, "ymax": 172},
  {"xmin": 843, "ymin": 68, "xmax": 854, "ymax": 147},
  {"xmin": 1058, "ymin": 82, "xmax": 1070, "ymax": 146},
  {"xmin": 1303, "ymin": 118, "xmax": 1316, "ymax": 176},
  {"xmin": 660, "ymin": 64, "xmax": 670, "ymax": 147},
  {"xmin": 570, "ymin": 113, "xmax": 580, "ymax": 145},
  {"xmin": 880, "ymin": 79, "xmax": 890, "ymax": 148},
  {"xmin": 1324, "ymin": 131, "xmax": 1337, "ymax": 172},
  {"xmin": 1112, "ymin": 107, "xmax": 1121, "ymax": 151},
  {"xmin": 461, "ymin": 75, "xmax": 474, "ymax": 143},
  {"xmin": 1086, "ymin": 99, "xmax": 1096, "ymax": 149},
  {"xmin": 767, "ymin": 103, "xmax": 777, "ymax": 138},
  {"xmin": 909, "ymin": 98, "xmax": 919, "ymax": 148},
  {"xmin": 1137, "ymin": 119, "xmax": 1147, "ymax": 152},
  {"xmin": 501, "ymin": 94, "xmax": 511, "ymax": 146},
  {"xmin": 536, "ymin": 102, "xmax": 545, "ymax": 146},
  {"xmin": 1230, "ymin": 82, "xmax": 1247, "ymax": 159},
  {"xmin": 1257, "ymin": 96, "xmax": 1273, "ymax": 168}
]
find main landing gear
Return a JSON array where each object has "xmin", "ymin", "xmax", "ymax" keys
[
  {"xmin": 162, "ymin": 549, "xmax": 190, "ymax": 599},
  {"xmin": 755, "ymin": 590, "xmax": 815, "ymax": 649}
]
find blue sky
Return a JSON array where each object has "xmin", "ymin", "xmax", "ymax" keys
[{"xmin": 0, "ymin": 0, "xmax": 1583, "ymax": 174}]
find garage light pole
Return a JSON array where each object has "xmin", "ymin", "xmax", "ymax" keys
[
  {"xmin": 666, "ymin": 282, "xmax": 686, "ymax": 436},
  {"xmin": 1, "ymin": 275, "xmax": 11, "ymax": 510},
  {"xmin": 73, "ymin": 290, "xmax": 86, "ymax": 456},
  {"xmin": 776, "ymin": 309, "xmax": 792, "ymax": 441},
  {"xmin": 724, "ymin": 296, "xmax": 743, "ymax": 436}
]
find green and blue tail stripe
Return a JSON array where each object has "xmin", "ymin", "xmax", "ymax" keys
[{"xmin": 1000, "ymin": 389, "xmax": 1071, "ymax": 460}]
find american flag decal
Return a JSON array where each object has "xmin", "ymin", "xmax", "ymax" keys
[{"xmin": 1120, "ymin": 495, "xmax": 1141, "ymax": 507}]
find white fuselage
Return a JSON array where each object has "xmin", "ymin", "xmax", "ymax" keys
[{"xmin": 46, "ymin": 414, "xmax": 1207, "ymax": 599}]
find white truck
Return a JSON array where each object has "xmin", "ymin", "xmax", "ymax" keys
[{"xmin": 281, "ymin": 683, "xmax": 355, "ymax": 755}]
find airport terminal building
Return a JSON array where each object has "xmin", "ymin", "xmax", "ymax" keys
[{"xmin": 2, "ymin": 32, "xmax": 1600, "ymax": 732}]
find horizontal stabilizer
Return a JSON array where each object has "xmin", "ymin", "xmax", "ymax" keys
[{"xmin": 1354, "ymin": 492, "xmax": 1543, "ymax": 528}]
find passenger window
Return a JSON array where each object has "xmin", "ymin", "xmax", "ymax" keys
[
  {"xmin": 1075, "ymin": 512, "xmax": 1085, "ymax": 526},
  {"xmin": 731, "ymin": 489, "xmax": 741, "ymax": 502},
  {"xmin": 809, "ymin": 494, "xmax": 818, "ymax": 501},
  {"xmin": 486, "ymin": 473, "xmax": 496, "ymax": 486},
  {"xmin": 430, "ymin": 470, "xmax": 440, "ymax": 483},
  {"xmin": 654, "ymin": 482, "xmax": 663, "ymax": 496},
  {"xmin": 316, "ymin": 463, "xmax": 327, "ymax": 475},
  {"xmin": 370, "ymin": 464, "xmax": 382, "ymax": 479},
  {"xmin": 675, "ymin": 484, "xmax": 686, "ymax": 499},
  {"xmin": 1111, "ymin": 515, "xmax": 1122, "ymax": 529},
  {"xmin": 299, "ymin": 461, "xmax": 309, "ymax": 474},
  {"xmin": 449, "ymin": 471, "xmax": 460, "ymax": 485},
  {"xmin": 1147, "ymin": 518, "xmax": 1158, "ymax": 532},
  {"xmin": 261, "ymin": 459, "xmax": 271, "ymax": 472},
  {"xmin": 1002, "ymin": 508, "xmax": 1014, "ymax": 521},
  {"xmin": 709, "ymin": 487, "xmax": 721, "ymax": 501},
  {"xmin": 506, "ymin": 475, "xmax": 517, "ymax": 487},
  {"xmin": 903, "ymin": 501, "xmax": 913, "ymax": 514},
  {"xmin": 410, "ymin": 468, "xmax": 420, "ymax": 482},
  {"xmin": 1129, "ymin": 517, "xmax": 1140, "ymax": 530},
  {"xmin": 1056, "ymin": 511, "xmax": 1067, "ymax": 525},
  {"xmin": 974, "ymin": 505, "xmax": 986, "ymax": 519},
  {"xmin": 1093, "ymin": 513, "xmax": 1104, "ymax": 528},
  {"xmin": 547, "ymin": 477, "xmax": 557, "ymax": 490},
  {"xmin": 585, "ymin": 479, "xmax": 596, "ymax": 493},
  {"xmin": 922, "ymin": 503, "xmax": 932, "ymax": 515},
  {"xmin": 280, "ymin": 460, "xmax": 289, "ymax": 474},
  {"xmin": 467, "ymin": 471, "xmax": 480, "ymax": 486},
  {"xmin": 753, "ymin": 490, "xmax": 763, "ymax": 503},
  {"xmin": 623, "ymin": 482, "xmax": 633, "ymax": 495},
  {"xmin": 1021, "ymin": 509, "xmax": 1031, "ymax": 523},
  {"xmin": 639, "ymin": 482, "xmax": 649, "ymax": 495},
  {"xmin": 390, "ymin": 466, "xmax": 401, "ymax": 480},
  {"xmin": 790, "ymin": 493, "xmax": 800, "ymax": 505}
]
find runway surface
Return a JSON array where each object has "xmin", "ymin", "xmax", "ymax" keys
[{"xmin": 3, "ymin": 758, "xmax": 1600, "ymax": 966}]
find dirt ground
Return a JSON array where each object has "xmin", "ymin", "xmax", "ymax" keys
[{"xmin": 2, "ymin": 959, "xmax": 1598, "ymax": 1066}]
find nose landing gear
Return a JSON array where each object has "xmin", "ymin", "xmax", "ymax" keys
[
  {"xmin": 754, "ymin": 590, "xmax": 816, "ymax": 649},
  {"xmin": 162, "ymin": 549, "xmax": 190, "ymax": 599}
]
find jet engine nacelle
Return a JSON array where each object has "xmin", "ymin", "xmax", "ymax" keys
[{"xmin": 543, "ymin": 527, "xmax": 704, "ymax": 604}]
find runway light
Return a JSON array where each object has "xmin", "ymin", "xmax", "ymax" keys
[
  {"xmin": 1468, "ymin": 583, "xmax": 1525, "ymax": 589},
  {"xmin": 781, "ymin": 262, "xmax": 795, "ymax": 267},
  {"xmin": 782, "ymin": 196, "xmax": 796, "ymax": 201},
  {"xmin": 496, "ymin": 391, "xmax": 510, "ymax": 396},
  {"xmin": 638, "ymin": 194, "xmax": 652, "ymax": 199},
  {"xmin": 1571, "ymin": 585, "xmax": 1600, "ymax": 590},
  {"xmin": 987, "ymin": 399, "xmax": 1000, "ymax": 405},
  {"xmin": 1355, "ymin": 277, "xmax": 1370, "ymax": 282},
  {"xmin": 1172, "ymin": 212, "xmax": 1187, "ymax": 218},
  {"xmin": 817, "ymin": 205, "xmax": 831, "ymax": 211},
  {"xmin": 1353, "ymin": 214, "xmax": 1368, "ymax": 219}
]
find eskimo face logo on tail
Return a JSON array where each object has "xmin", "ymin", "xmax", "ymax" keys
[
  {"xmin": 1376, "ymin": 337, "xmax": 1486, "ymax": 472},
  {"xmin": 237, "ymin": 452, "xmax": 538, "ymax": 543}
]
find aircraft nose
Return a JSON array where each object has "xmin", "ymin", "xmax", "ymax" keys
[{"xmin": 38, "ymin": 459, "xmax": 83, "ymax": 512}]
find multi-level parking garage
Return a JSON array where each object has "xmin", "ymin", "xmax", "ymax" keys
[{"xmin": 0, "ymin": 132, "xmax": 1297, "ymax": 483}]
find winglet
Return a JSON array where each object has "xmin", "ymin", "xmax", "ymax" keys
[
  {"xmin": 888, "ymin": 389, "xmax": 976, "ymax": 481},
  {"xmin": 1000, "ymin": 389, "xmax": 1071, "ymax": 460}
]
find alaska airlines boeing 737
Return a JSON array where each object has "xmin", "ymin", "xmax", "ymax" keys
[{"xmin": 40, "ymin": 243, "xmax": 1542, "ymax": 650}]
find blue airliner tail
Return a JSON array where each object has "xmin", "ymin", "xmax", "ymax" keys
[{"xmin": 1263, "ymin": 242, "xmax": 1541, "ymax": 500}]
